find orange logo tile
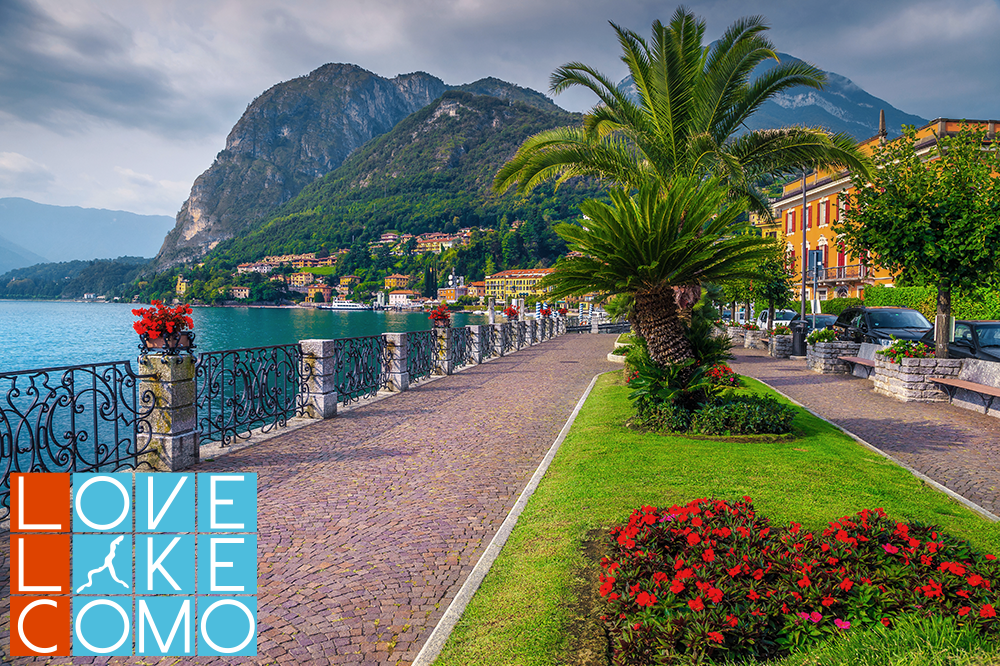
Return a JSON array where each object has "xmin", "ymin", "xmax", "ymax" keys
[
  {"xmin": 11, "ymin": 473, "xmax": 70, "ymax": 532},
  {"xmin": 10, "ymin": 596, "xmax": 71, "ymax": 656}
]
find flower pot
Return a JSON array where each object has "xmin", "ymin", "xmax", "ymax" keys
[
  {"xmin": 432, "ymin": 320, "xmax": 451, "ymax": 329},
  {"xmin": 141, "ymin": 331, "xmax": 195, "ymax": 355}
]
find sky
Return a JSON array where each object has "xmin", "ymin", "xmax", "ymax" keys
[{"xmin": 1, "ymin": 0, "xmax": 999, "ymax": 220}]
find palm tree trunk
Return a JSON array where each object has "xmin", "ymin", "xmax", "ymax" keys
[{"xmin": 634, "ymin": 288, "xmax": 693, "ymax": 366}]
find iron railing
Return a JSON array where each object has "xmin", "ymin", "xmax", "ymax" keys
[
  {"xmin": 0, "ymin": 361, "xmax": 156, "ymax": 523},
  {"xmin": 451, "ymin": 326, "xmax": 475, "ymax": 369},
  {"xmin": 599, "ymin": 322, "xmax": 632, "ymax": 334},
  {"xmin": 333, "ymin": 335, "xmax": 389, "ymax": 405},
  {"xmin": 517, "ymin": 322, "xmax": 527, "ymax": 349},
  {"xmin": 407, "ymin": 330, "xmax": 436, "ymax": 384},
  {"xmin": 501, "ymin": 322, "xmax": 516, "ymax": 354},
  {"xmin": 566, "ymin": 325, "xmax": 590, "ymax": 333},
  {"xmin": 814, "ymin": 264, "xmax": 869, "ymax": 282},
  {"xmin": 195, "ymin": 344, "xmax": 309, "ymax": 446}
]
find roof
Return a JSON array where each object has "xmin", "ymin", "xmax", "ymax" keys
[{"xmin": 486, "ymin": 268, "xmax": 555, "ymax": 279}]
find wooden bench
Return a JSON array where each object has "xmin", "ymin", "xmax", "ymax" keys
[
  {"xmin": 930, "ymin": 377, "xmax": 1000, "ymax": 414},
  {"xmin": 838, "ymin": 356, "xmax": 876, "ymax": 378}
]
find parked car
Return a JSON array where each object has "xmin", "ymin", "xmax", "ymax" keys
[
  {"xmin": 756, "ymin": 309, "xmax": 799, "ymax": 329},
  {"xmin": 793, "ymin": 313, "xmax": 838, "ymax": 333},
  {"xmin": 920, "ymin": 320, "xmax": 1000, "ymax": 361},
  {"xmin": 832, "ymin": 306, "xmax": 933, "ymax": 344}
]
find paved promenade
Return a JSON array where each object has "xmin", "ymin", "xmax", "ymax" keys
[
  {"xmin": 730, "ymin": 347, "xmax": 1000, "ymax": 517},
  {"xmin": 1, "ymin": 334, "xmax": 616, "ymax": 666}
]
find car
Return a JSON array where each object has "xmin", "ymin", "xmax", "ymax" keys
[
  {"xmin": 920, "ymin": 320, "xmax": 1000, "ymax": 361},
  {"xmin": 832, "ymin": 306, "xmax": 933, "ymax": 344},
  {"xmin": 756, "ymin": 309, "xmax": 799, "ymax": 329},
  {"xmin": 793, "ymin": 313, "xmax": 838, "ymax": 333}
]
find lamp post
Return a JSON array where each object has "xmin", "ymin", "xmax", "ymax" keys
[{"xmin": 800, "ymin": 169, "xmax": 808, "ymax": 320}]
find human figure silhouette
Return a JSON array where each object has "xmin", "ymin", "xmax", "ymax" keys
[{"xmin": 76, "ymin": 535, "xmax": 129, "ymax": 592}]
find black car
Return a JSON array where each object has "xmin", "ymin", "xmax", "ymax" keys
[
  {"xmin": 832, "ymin": 306, "xmax": 933, "ymax": 344},
  {"xmin": 793, "ymin": 313, "xmax": 838, "ymax": 333},
  {"xmin": 920, "ymin": 320, "xmax": 1000, "ymax": 361}
]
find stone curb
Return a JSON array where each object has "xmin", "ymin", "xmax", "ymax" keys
[
  {"xmin": 411, "ymin": 372, "xmax": 604, "ymax": 666},
  {"xmin": 757, "ymin": 378, "xmax": 1000, "ymax": 523}
]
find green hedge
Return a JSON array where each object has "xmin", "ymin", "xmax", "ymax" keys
[{"xmin": 865, "ymin": 285, "xmax": 1000, "ymax": 321}]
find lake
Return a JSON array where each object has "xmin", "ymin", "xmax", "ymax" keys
[{"xmin": 0, "ymin": 301, "xmax": 489, "ymax": 373}]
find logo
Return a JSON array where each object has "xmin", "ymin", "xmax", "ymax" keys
[{"xmin": 9, "ymin": 472, "xmax": 258, "ymax": 656}]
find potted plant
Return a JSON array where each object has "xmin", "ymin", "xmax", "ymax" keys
[
  {"xmin": 133, "ymin": 300, "xmax": 195, "ymax": 355},
  {"xmin": 540, "ymin": 307, "xmax": 552, "ymax": 318},
  {"xmin": 557, "ymin": 307, "xmax": 568, "ymax": 317},
  {"xmin": 502, "ymin": 305, "xmax": 519, "ymax": 322},
  {"xmin": 428, "ymin": 304, "xmax": 452, "ymax": 328}
]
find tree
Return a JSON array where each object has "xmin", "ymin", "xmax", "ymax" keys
[
  {"xmin": 493, "ymin": 8, "xmax": 869, "ymax": 217},
  {"xmin": 835, "ymin": 124, "xmax": 1000, "ymax": 357},
  {"xmin": 542, "ymin": 177, "xmax": 772, "ymax": 365},
  {"xmin": 752, "ymin": 239, "xmax": 794, "ymax": 330}
]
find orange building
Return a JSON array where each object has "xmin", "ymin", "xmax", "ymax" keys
[{"xmin": 763, "ymin": 117, "xmax": 999, "ymax": 303}]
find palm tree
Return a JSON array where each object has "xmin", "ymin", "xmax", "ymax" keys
[
  {"xmin": 494, "ymin": 8, "xmax": 870, "ymax": 216},
  {"xmin": 546, "ymin": 177, "xmax": 772, "ymax": 366}
]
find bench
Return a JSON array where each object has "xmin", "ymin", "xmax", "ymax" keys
[
  {"xmin": 838, "ymin": 356, "xmax": 876, "ymax": 378},
  {"xmin": 930, "ymin": 377, "xmax": 1000, "ymax": 414}
]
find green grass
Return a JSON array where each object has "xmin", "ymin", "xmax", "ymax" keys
[
  {"xmin": 301, "ymin": 266, "xmax": 337, "ymax": 275},
  {"xmin": 434, "ymin": 373, "xmax": 1000, "ymax": 666},
  {"xmin": 616, "ymin": 332, "xmax": 635, "ymax": 344}
]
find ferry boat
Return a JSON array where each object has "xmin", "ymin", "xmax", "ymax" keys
[{"xmin": 318, "ymin": 301, "xmax": 373, "ymax": 311}]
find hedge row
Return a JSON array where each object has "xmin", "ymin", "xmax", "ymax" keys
[{"xmin": 865, "ymin": 285, "xmax": 1000, "ymax": 321}]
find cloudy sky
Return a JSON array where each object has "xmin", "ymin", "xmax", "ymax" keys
[{"xmin": 2, "ymin": 0, "xmax": 999, "ymax": 219}]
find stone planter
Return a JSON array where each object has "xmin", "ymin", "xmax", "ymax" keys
[
  {"xmin": 806, "ymin": 341, "xmax": 861, "ymax": 373},
  {"xmin": 726, "ymin": 326, "xmax": 745, "ymax": 346},
  {"xmin": 873, "ymin": 356, "xmax": 963, "ymax": 402},
  {"xmin": 769, "ymin": 334, "xmax": 793, "ymax": 359},
  {"xmin": 743, "ymin": 330, "xmax": 765, "ymax": 349}
]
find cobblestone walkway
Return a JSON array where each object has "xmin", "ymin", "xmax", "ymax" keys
[
  {"xmin": 1, "ymin": 334, "xmax": 616, "ymax": 666},
  {"xmin": 730, "ymin": 347, "xmax": 1000, "ymax": 517}
]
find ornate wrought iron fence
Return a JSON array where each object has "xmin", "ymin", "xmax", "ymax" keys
[
  {"xmin": 501, "ymin": 322, "xmax": 516, "ymax": 354},
  {"xmin": 195, "ymin": 344, "xmax": 309, "ymax": 446},
  {"xmin": 481, "ymin": 325, "xmax": 497, "ymax": 360},
  {"xmin": 332, "ymin": 335, "xmax": 389, "ymax": 405},
  {"xmin": 406, "ymin": 330, "xmax": 436, "ymax": 384},
  {"xmin": 598, "ymin": 322, "xmax": 632, "ymax": 334},
  {"xmin": 450, "ymin": 326, "xmax": 475, "ymax": 369},
  {"xmin": 566, "ymin": 325, "xmax": 590, "ymax": 333},
  {"xmin": 0, "ymin": 361, "xmax": 156, "ymax": 523}
]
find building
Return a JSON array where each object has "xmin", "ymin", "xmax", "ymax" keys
[
  {"xmin": 236, "ymin": 262, "xmax": 274, "ymax": 275},
  {"xmin": 292, "ymin": 257, "xmax": 318, "ymax": 269},
  {"xmin": 467, "ymin": 281, "xmax": 486, "ymax": 299},
  {"xmin": 437, "ymin": 286, "xmax": 468, "ymax": 303},
  {"xmin": 175, "ymin": 277, "xmax": 190, "ymax": 296},
  {"xmin": 485, "ymin": 268, "xmax": 555, "ymax": 300},
  {"xmin": 384, "ymin": 273, "xmax": 410, "ymax": 290},
  {"xmin": 388, "ymin": 290, "xmax": 419, "ymax": 307},
  {"xmin": 763, "ymin": 116, "xmax": 1000, "ymax": 303},
  {"xmin": 339, "ymin": 275, "xmax": 360, "ymax": 288},
  {"xmin": 316, "ymin": 256, "xmax": 336, "ymax": 267},
  {"xmin": 230, "ymin": 286, "xmax": 250, "ymax": 300},
  {"xmin": 307, "ymin": 285, "xmax": 333, "ymax": 302},
  {"xmin": 415, "ymin": 233, "xmax": 458, "ymax": 254},
  {"xmin": 288, "ymin": 272, "xmax": 316, "ymax": 287}
]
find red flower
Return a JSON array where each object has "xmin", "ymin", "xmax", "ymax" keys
[
  {"xmin": 707, "ymin": 631, "xmax": 724, "ymax": 643},
  {"xmin": 688, "ymin": 597, "xmax": 705, "ymax": 612},
  {"xmin": 702, "ymin": 549, "xmax": 715, "ymax": 563},
  {"xmin": 707, "ymin": 587, "xmax": 723, "ymax": 603},
  {"xmin": 839, "ymin": 578, "xmax": 854, "ymax": 592},
  {"xmin": 599, "ymin": 577, "xmax": 615, "ymax": 596},
  {"xmin": 798, "ymin": 575, "xmax": 811, "ymax": 588},
  {"xmin": 747, "ymin": 589, "xmax": 760, "ymax": 601},
  {"xmin": 822, "ymin": 596, "xmax": 836, "ymax": 607},
  {"xmin": 687, "ymin": 533, "xmax": 701, "ymax": 546},
  {"xmin": 725, "ymin": 614, "xmax": 738, "ymax": 627},
  {"xmin": 881, "ymin": 618, "xmax": 891, "ymax": 627},
  {"xmin": 959, "ymin": 607, "xmax": 972, "ymax": 616},
  {"xmin": 635, "ymin": 591, "xmax": 656, "ymax": 608},
  {"xmin": 669, "ymin": 580, "xmax": 685, "ymax": 594},
  {"xmin": 968, "ymin": 574, "xmax": 984, "ymax": 587},
  {"xmin": 981, "ymin": 604, "xmax": 996, "ymax": 619}
]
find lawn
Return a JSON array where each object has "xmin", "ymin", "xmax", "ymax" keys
[{"xmin": 434, "ymin": 372, "xmax": 1000, "ymax": 666}]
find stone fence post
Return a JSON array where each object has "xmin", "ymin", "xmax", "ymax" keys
[
  {"xmin": 468, "ymin": 325, "xmax": 486, "ymax": 364},
  {"xmin": 138, "ymin": 355, "xmax": 199, "ymax": 472},
  {"xmin": 300, "ymin": 339, "xmax": 339, "ymax": 418},
  {"xmin": 435, "ymin": 327, "xmax": 453, "ymax": 375},
  {"xmin": 496, "ymin": 323, "xmax": 507, "ymax": 357},
  {"xmin": 383, "ymin": 332, "xmax": 410, "ymax": 391},
  {"xmin": 529, "ymin": 320, "xmax": 538, "ymax": 345}
]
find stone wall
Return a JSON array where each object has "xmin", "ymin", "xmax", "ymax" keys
[
  {"xmin": 806, "ymin": 341, "xmax": 861, "ymax": 374},
  {"xmin": 949, "ymin": 358, "xmax": 1000, "ymax": 417},
  {"xmin": 726, "ymin": 326, "xmax": 745, "ymax": 346},
  {"xmin": 872, "ymin": 356, "xmax": 962, "ymax": 402},
  {"xmin": 744, "ymin": 330, "xmax": 767, "ymax": 350},
  {"xmin": 769, "ymin": 335, "xmax": 793, "ymax": 359}
]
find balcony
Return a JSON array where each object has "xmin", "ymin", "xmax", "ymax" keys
[{"xmin": 805, "ymin": 264, "xmax": 870, "ymax": 283}]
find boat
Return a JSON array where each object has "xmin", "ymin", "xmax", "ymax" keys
[{"xmin": 318, "ymin": 301, "xmax": 373, "ymax": 311}]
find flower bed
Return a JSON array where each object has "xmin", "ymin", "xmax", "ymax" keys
[{"xmin": 599, "ymin": 498, "xmax": 1000, "ymax": 665}]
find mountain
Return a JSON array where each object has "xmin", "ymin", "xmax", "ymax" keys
[
  {"xmin": 154, "ymin": 64, "xmax": 568, "ymax": 269},
  {"xmin": 0, "ymin": 232, "xmax": 49, "ymax": 274},
  {"xmin": 206, "ymin": 90, "xmax": 599, "ymax": 266},
  {"xmin": 0, "ymin": 198, "xmax": 173, "ymax": 267}
]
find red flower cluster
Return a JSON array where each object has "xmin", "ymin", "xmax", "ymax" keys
[
  {"xmin": 877, "ymin": 339, "xmax": 934, "ymax": 364},
  {"xmin": 132, "ymin": 300, "xmax": 193, "ymax": 338},
  {"xmin": 599, "ymin": 498, "xmax": 1000, "ymax": 665},
  {"xmin": 502, "ymin": 305, "xmax": 519, "ymax": 319},
  {"xmin": 427, "ymin": 304, "xmax": 452, "ymax": 323},
  {"xmin": 705, "ymin": 363, "xmax": 740, "ymax": 388},
  {"xmin": 557, "ymin": 307, "xmax": 568, "ymax": 316},
  {"xmin": 540, "ymin": 307, "xmax": 552, "ymax": 317}
]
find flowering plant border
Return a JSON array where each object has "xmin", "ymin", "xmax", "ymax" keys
[
  {"xmin": 741, "ymin": 323, "xmax": 760, "ymax": 331},
  {"xmin": 773, "ymin": 325, "xmax": 793, "ymax": 336},
  {"xmin": 876, "ymin": 338, "xmax": 934, "ymax": 363},
  {"xmin": 807, "ymin": 328, "xmax": 836, "ymax": 345}
]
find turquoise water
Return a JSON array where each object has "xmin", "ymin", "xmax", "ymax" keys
[{"xmin": 0, "ymin": 301, "xmax": 488, "ymax": 373}]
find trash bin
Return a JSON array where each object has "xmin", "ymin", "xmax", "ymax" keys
[{"xmin": 791, "ymin": 320, "xmax": 808, "ymax": 357}]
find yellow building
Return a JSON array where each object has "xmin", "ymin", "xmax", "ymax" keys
[
  {"xmin": 175, "ymin": 276, "xmax": 190, "ymax": 296},
  {"xmin": 339, "ymin": 275, "xmax": 360, "ymax": 288},
  {"xmin": 288, "ymin": 272, "xmax": 315, "ymax": 287},
  {"xmin": 485, "ymin": 268, "xmax": 554, "ymax": 300},
  {"xmin": 307, "ymin": 285, "xmax": 333, "ymax": 302},
  {"xmin": 384, "ymin": 273, "xmax": 410, "ymax": 290},
  {"xmin": 766, "ymin": 117, "xmax": 999, "ymax": 303}
]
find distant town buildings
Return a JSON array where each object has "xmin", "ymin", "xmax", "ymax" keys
[
  {"xmin": 388, "ymin": 290, "xmax": 419, "ymax": 307},
  {"xmin": 230, "ymin": 286, "xmax": 250, "ymax": 300},
  {"xmin": 485, "ymin": 268, "xmax": 555, "ymax": 300},
  {"xmin": 383, "ymin": 273, "xmax": 410, "ymax": 290}
]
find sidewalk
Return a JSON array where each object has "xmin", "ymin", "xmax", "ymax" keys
[
  {"xmin": 1, "ymin": 334, "xmax": 617, "ymax": 666},
  {"xmin": 730, "ymin": 347, "xmax": 1000, "ymax": 518}
]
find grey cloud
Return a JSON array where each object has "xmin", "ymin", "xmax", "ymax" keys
[{"xmin": 0, "ymin": 152, "xmax": 55, "ymax": 192}]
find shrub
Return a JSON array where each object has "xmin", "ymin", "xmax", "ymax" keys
[
  {"xmin": 688, "ymin": 394, "xmax": 796, "ymax": 435},
  {"xmin": 807, "ymin": 328, "xmax": 836, "ymax": 345},
  {"xmin": 820, "ymin": 297, "xmax": 864, "ymax": 316},
  {"xmin": 599, "ymin": 499, "xmax": 1000, "ymax": 666},
  {"xmin": 773, "ymin": 324, "xmax": 793, "ymax": 336},
  {"xmin": 705, "ymin": 363, "xmax": 741, "ymax": 388},
  {"xmin": 742, "ymin": 322, "xmax": 761, "ymax": 331},
  {"xmin": 633, "ymin": 402, "xmax": 693, "ymax": 432},
  {"xmin": 876, "ymin": 338, "xmax": 934, "ymax": 363}
]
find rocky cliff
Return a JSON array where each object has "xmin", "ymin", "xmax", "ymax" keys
[{"xmin": 155, "ymin": 64, "xmax": 449, "ymax": 267}]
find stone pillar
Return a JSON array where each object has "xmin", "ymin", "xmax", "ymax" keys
[
  {"xmin": 529, "ymin": 320, "xmax": 538, "ymax": 345},
  {"xmin": 468, "ymin": 325, "xmax": 485, "ymax": 364},
  {"xmin": 300, "ymin": 339, "xmax": 339, "ymax": 418},
  {"xmin": 517, "ymin": 298, "xmax": 526, "ymax": 321},
  {"xmin": 495, "ymin": 323, "xmax": 506, "ymax": 357},
  {"xmin": 488, "ymin": 297, "xmax": 496, "ymax": 325},
  {"xmin": 138, "ymin": 355, "xmax": 199, "ymax": 472},
  {"xmin": 435, "ymin": 327, "xmax": 453, "ymax": 375},
  {"xmin": 591, "ymin": 316, "xmax": 600, "ymax": 334},
  {"xmin": 383, "ymin": 332, "xmax": 409, "ymax": 391}
]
